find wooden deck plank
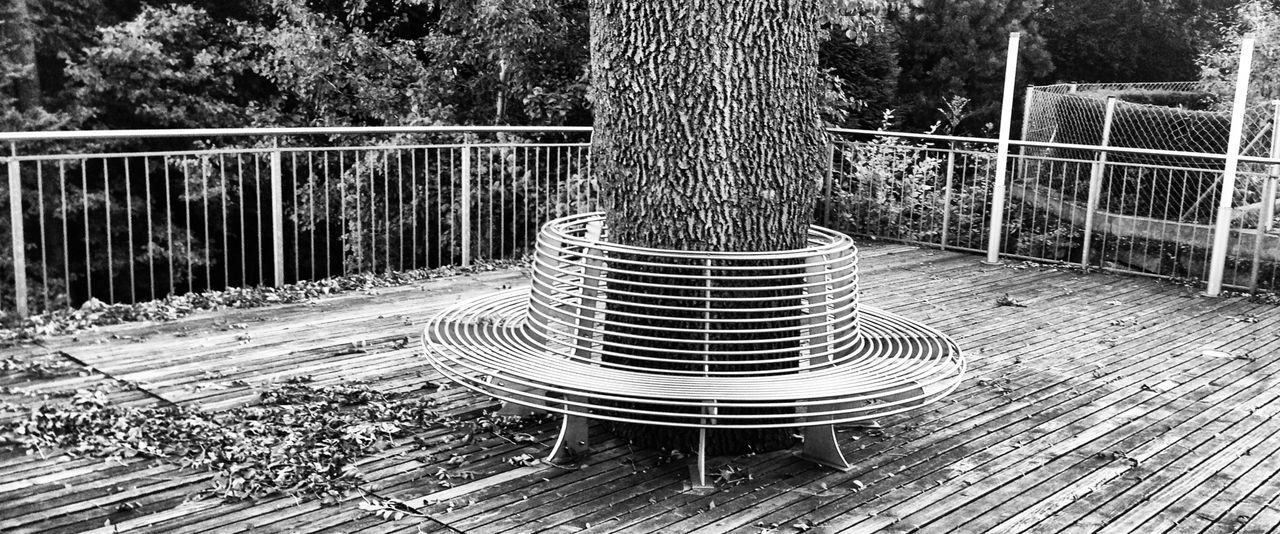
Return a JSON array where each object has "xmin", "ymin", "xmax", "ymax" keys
[
  {"xmin": 911, "ymin": 302, "xmax": 1280, "ymax": 530},
  {"xmin": 674, "ymin": 295, "xmax": 1265, "ymax": 533},
  {"xmin": 581, "ymin": 291, "xmax": 1218, "ymax": 527},
  {"xmin": 3, "ymin": 243, "xmax": 1278, "ymax": 533},
  {"xmin": 960, "ymin": 329, "xmax": 1280, "ymax": 534}
]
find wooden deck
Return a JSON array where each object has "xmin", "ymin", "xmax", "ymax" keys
[{"xmin": 3, "ymin": 243, "xmax": 1280, "ymax": 534}]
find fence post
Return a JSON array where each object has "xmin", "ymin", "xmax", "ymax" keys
[
  {"xmin": 1081, "ymin": 97, "xmax": 1118, "ymax": 271},
  {"xmin": 1249, "ymin": 100, "xmax": 1280, "ymax": 291},
  {"xmin": 984, "ymin": 31, "xmax": 1021, "ymax": 264},
  {"xmin": 1207, "ymin": 37, "xmax": 1255, "ymax": 297},
  {"xmin": 1017, "ymin": 85, "xmax": 1035, "ymax": 182},
  {"xmin": 461, "ymin": 140, "xmax": 472, "ymax": 267},
  {"xmin": 7, "ymin": 143, "xmax": 26, "ymax": 317},
  {"xmin": 270, "ymin": 137, "xmax": 285, "ymax": 287}
]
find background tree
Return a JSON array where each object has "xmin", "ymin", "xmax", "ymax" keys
[
  {"xmin": 1036, "ymin": 0, "xmax": 1210, "ymax": 84},
  {"xmin": 1200, "ymin": 0, "xmax": 1280, "ymax": 102},
  {"xmin": 819, "ymin": 29, "xmax": 901, "ymax": 129},
  {"xmin": 888, "ymin": 0, "xmax": 1052, "ymax": 132}
]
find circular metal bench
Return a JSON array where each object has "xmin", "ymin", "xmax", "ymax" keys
[{"xmin": 423, "ymin": 212, "xmax": 964, "ymax": 486}]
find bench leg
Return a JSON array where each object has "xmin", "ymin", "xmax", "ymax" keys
[
  {"xmin": 798, "ymin": 424, "xmax": 854, "ymax": 471},
  {"xmin": 689, "ymin": 428, "xmax": 714, "ymax": 491},
  {"xmin": 546, "ymin": 405, "xmax": 589, "ymax": 464}
]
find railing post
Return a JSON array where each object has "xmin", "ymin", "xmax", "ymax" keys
[
  {"xmin": 984, "ymin": 31, "xmax": 1021, "ymax": 264},
  {"xmin": 1017, "ymin": 85, "xmax": 1034, "ymax": 182},
  {"xmin": 1208, "ymin": 37, "xmax": 1255, "ymax": 297},
  {"xmin": 461, "ymin": 140, "xmax": 472, "ymax": 267},
  {"xmin": 7, "ymin": 142, "xmax": 27, "ymax": 317},
  {"xmin": 1081, "ymin": 97, "xmax": 1118, "ymax": 271},
  {"xmin": 1249, "ymin": 100, "xmax": 1280, "ymax": 291},
  {"xmin": 270, "ymin": 137, "xmax": 285, "ymax": 287}
]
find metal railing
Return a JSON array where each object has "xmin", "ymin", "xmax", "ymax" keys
[
  {"xmin": 1, "ymin": 127, "xmax": 592, "ymax": 316},
  {"xmin": 3, "ymin": 125, "xmax": 1278, "ymax": 317},
  {"xmin": 827, "ymin": 128, "xmax": 1280, "ymax": 293}
]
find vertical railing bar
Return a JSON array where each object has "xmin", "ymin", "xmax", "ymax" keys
[
  {"xmin": 183, "ymin": 156, "xmax": 194, "ymax": 293},
  {"xmin": 322, "ymin": 151, "xmax": 330, "ymax": 279},
  {"xmin": 368, "ymin": 149, "xmax": 376, "ymax": 272},
  {"xmin": 1154, "ymin": 165, "xmax": 1173, "ymax": 277},
  {"xmin": 83, "ymin": 159, "xmax": 92, "ymax": 300},
  {"xmin": 59, "ymin": 161, "xmax": 70, "ymax": 307},
  {"xmin": 123, "ymin": 158, "xmax": 134, "ymax": 303},
  {"xmin": 291, "ymin": 151, "xmax": 299, "ymax": 282},
  {"xmin": 369, "ymin": 149, "xmax": 377, "ymax": 272},
  {"xmin": 1143, "ymin": 166, "xmax": 1158, "ymax": 276},
  {"xmin": 219, "ymin": 154, "xmax": 228, "ymax": 289},
  {"xmin": 523, "ymin": 147, "xmax": 530, "ymax": 253},
  {"xmin": 355, "ymin": 150, "xmax": 363, "ymax": 272},
  {"xmin": 339, "ymin": 150, "xmax": 346, "ymax": 276},
  {"xmin": 37, "ymin": 161, "xmax": 48, "ymax": 310},
  {"xmin": 1122, "ymin": 166, "xmax": 1137, "ymax": 273},
  {"xmin": 183, "ymin": 158, "xmax": 193, "ymax": 294},
  {"xmin": 103, "ymin": 159, "xmax": 114, "ymax": 303},
  {"xmin": 397, "ymin": 148, "xmax": 404, "ymax": 271},
  {"xmin": 308, "ymin": 150, "xmax": 315, "ymax": 281},
  {"xmin": 236, "ymin": 154, "xmax": 245, "ymax": 287},
  {"xmin": 940, "ymin": 149, "xmax": 955, "ymax": 250},
  {"xmin": 488, "ymin": 147, "xmax": 495, "ymax": 260},
  {"xmin": 410, "ymin": 147, "xmax": 418, "ymax": 269},
  {"xmin": 255, "ymin": 153, "xmax": 264, "ymax": 286},
  {"xmin": 439, "ymin": 148, "xmax": 446, "ymax": 266},
  {"xmin": 378, "ymin": 148, "xmax": 389, "ymax": 270},
  {"xmin": 141, "ymin": 158, "xmax": 152, "ymax": 300},
  {"xmin": 7, "ymin": 143, "xmax": 27, "ymax": 316},
  {"xmin": 270, "ymin": 138, "xmax": 284, "ymax": 287},
  {"xmin": 201, "ymin": 156, "xmax": 211, "ymax": 292},
  {"xmin": 500, "ymin": 146, "xmax": 507, "ymax": 258},
  {"xmin": 461, "ymin": 140, "xmax": 472, "ymax": 267},
  {"xmin": 428, "ymin": 146, "xmax": 434, "ymax": 266}
]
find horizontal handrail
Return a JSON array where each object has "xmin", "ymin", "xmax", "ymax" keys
[
  {"xmin": 0, "ymin": 125, "xmax": 593, "ymax": 143},
  {"xmin": 5, "ymin": 124, "xmax": 1278, "ymax": 167}
]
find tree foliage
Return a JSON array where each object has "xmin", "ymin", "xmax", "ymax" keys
[
  {"xmin": 1037, "ymin": 0, "xmax": 1223, "ymax": 84},
  {"xmin": 1200, "ymin": 0, "xmax": 1280, "ymax": 102},
  {"xmin": 888, "ymin": 0, "xmax": 1053, "ymax": 131}
]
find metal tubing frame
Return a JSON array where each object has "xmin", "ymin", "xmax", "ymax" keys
[
  {"xmin": 7, "ymin": 143, "xmax": 27, "ymax": 317},
  {"xmin": 1208, "ymin": 37, "xmax": 1256, "ymax": 297},
  {"xmin": 1080, "ymin": 97, "xmax": 1119, "ymax": 270},
  {"xmin": 985, "ymin": 31, "xmax": 1021, "ymax": 264},
  {"xmin": 270, "ymin": 138, "xmax": 285, "ymax": 287}
]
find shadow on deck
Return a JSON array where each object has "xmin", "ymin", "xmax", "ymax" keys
[{"xmin": 2, "ymin": 243, "xmax": 1279, "ymax": 534}]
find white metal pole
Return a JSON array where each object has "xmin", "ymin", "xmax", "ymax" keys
[
  {"xmin": 7, "ymin": 143, "xmax": 27, "ymax": 317},
  {"xmin": 461, "ymin": 142, "xmax": 472, "ymax": 268},
  {"xmin": 270, "ymin": 138, "xmax": 285, "ymax": 287},
  {"xmin": 1081, "ymin": 97, "xmax": 1119, "ymax": 270},
  {"xmin": 985, "ymin": 31, "xmax": 1021, "ymax": 264},
  {"xmin": 1207, "ymin": 37, "xmax": 1255, "ymax": 297}
]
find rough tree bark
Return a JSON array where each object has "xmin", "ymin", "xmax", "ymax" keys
[{"xmin": 588, "ymin": 1, "xmax": 826, "ymax": 454}]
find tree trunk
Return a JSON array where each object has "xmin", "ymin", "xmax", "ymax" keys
[
  {"xmin": 588, "ymin": 1, "xmax": 825, "ymax": 455},
  {"xmin": 1, "ymin": 0, "xmax": 40, "ymax": 110}
]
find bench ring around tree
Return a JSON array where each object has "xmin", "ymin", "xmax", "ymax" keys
[{"xmin": 423, "ymin": 212, "xmax": 965, "ymax": 487}]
